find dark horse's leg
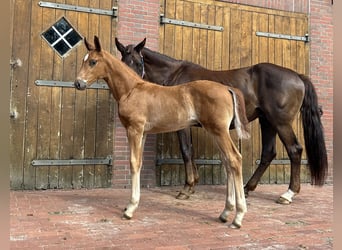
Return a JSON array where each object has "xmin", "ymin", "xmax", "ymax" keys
[
  {"xmin": 275, "ymin": 124, "xmax": 303, "ymax": 204},
  {"xmin": 176, "ymin": 128, "xmax": 199, "ymax": 199},
  {"xmin": 244, "ymin": 114, "xmax": 303, "ymax": 204},
  {"xmin": 244, "ymin": 115, "xmax": 277, "ymax": 196}
]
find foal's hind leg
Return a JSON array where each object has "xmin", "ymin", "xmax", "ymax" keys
[
  {"xmin": 176, "ymin": 128, "xmax": 199, "ymax": 199},
  {"xmin": 276, "ymin": 124, "xmax": 303, "ymax": 204},
  {"xmin": 244, "ymin": 116, "xmax": 277, "ymax": 196},
  {"xmin": 215, "ymin": 132, "xmax": 247, "ymax": 228}
]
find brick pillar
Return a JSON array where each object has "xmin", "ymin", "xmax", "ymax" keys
[
  {"xmin": 309, "ymin": 0, "xmax": 334, "ymax": 183},
  {"xmin": 113, "ymin": 0, "xmax": 160, "ymax": 188}
]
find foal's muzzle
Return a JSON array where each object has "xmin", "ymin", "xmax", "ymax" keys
[{"xmin": 74, "ymin": 79, "xmax": 87, "ymax": 90}]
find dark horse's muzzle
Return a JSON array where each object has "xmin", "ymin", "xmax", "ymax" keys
[{"xmin": 74, "ymin": 79, "xmax": 87, "ymax": 90}]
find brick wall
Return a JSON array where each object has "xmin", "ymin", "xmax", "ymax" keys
[
  {"xmin": 113, "ymin": 0, "xmax": 333, "ymax": 187},
  {"xmin": 113, "ymin": 0, "xmax": 160, "ymax": 188},
  {"xmin": 308, "ymin": 0, "xmax": 334, "ymax": 183}
]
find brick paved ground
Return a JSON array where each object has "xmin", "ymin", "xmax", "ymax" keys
[{"xmin": 10, "ymin": 184, "xmax": 333, "ymax": 249}]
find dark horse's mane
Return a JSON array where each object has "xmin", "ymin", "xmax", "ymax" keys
[{"xmin": 143, "ymin": 47, "xmax": 204, "ymax": 70}]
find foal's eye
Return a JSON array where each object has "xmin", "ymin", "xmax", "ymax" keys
[{"xmin": 89, "ymin": 59, "xmax": 97, "ymax": 67}]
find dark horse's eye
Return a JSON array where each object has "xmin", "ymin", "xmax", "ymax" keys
[{"xmin": 89, "ymin": 59, "xmax": 97, "ymax": 67}]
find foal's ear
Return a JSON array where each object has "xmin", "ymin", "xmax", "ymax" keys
[
  {"xmin": 134, "ymin": 38, "xmax": 146, "ymax": 53},
  {"xmin": 94, "ymin": 36, "xmax": 102, "ymax": 52},
  {"xmin": 115, "ymin": 37, "xmax": 125, "ymax": 55},
  {"xmin": 84, "ymin": 37, "xmax": 94, "ymax": 51}
]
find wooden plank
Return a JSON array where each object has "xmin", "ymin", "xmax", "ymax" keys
[
  {"xmin": 258, "ymin": 12, "xmax": 270, "ymax": 184},
  {"xmin": 191, "ymin": 2, "xmax": 200, "ymax": 64},
  {"xmin": 221, "ymin": 6, "xmax": 230, "ymax": 70},
  {"xmin": 163, "ymin": 0, "xmax": 176, "ymax": 58},
  {"xmin": 23, "ymin": 0, "xmax": 43, "ymax": 190},
  {"xmin": 94, "ymin": 0, "xmax": 113, "ymax": 188},
  {"xmin": 174, "ymin": 0, "xmax": 183, "ymax": 60},
  {"xmin": 248, "ymin": 12, "xmax": 262, "ymax": 183},
  {"xmin": 267, "ymin": 14, "xmax": 278, "ymax": 184},
  {"xmin": 182, "ymin": 1, "xmax": 193, "ymax": 62},
  {"xmin": 282, "ymin": 15, "xmax": 292, "ymax": 184},
  {"xmin": 48, "ymin": 2, "xmax": 66, "ymax": 189},
  {"xmin": 35, "ymin": 2, "xmax": 55, "ymax": 189},
  {"xmin": 70, "ymin": 0, "xmax": 89, "ymax": 188},
  {"xmin": 159, "ymin": 0, "xmax": 165, "ymax": 54},
  {"xmin": 239, "ymin": 10, "xmax": 252, "ymax": 67},
  {"xmin": 239, "ymin": 10, "xmax": 254, "ymax": 183},
  {"xmin": 273, "ymin": 15, "xmax": 285, "ymax": 184},
  {"xmin": 199, "ymin": 3, "xmax": 208, "ymax": 68},
  {"xmin": 82, "ymin": 0, "xmax": 101, "ymax": 188},
  {"xmin": 10, "ymin": 0, "xmax": 33, "ymax": 189},
  {"xmin": 56, "ymin": 0, "xmax": 78, "ymax": 189},
  {"xmin": 213, "ymin": 6, "xmax": 223, "ymax": 70},
  {"xmin": 229, "ymin": 8, "xmax": 241, "ymax": 69}
]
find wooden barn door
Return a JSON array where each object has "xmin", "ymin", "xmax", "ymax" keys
[
  {"xmin": 158, "ymin": 0, "xmax": 310, "ymax": 186},
  {"xmin": 10, "ymin": 0, "xmax": 117, "ymax": 190}
]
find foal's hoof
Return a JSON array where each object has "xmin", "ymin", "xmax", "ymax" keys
[
  {"xmin": 229, "ymin": 222, "xmax": 241, "ymax": 229},
  {"xmin": 123, "ymin": 208, "xmax": 133, "ymax": 219},
  {"xmin": 219, "ymin": 215, "xmax": 228, "ymax": 223},
  {"xmin": 123, "ymin": 212, "xmax": 133, "ymax": 220},
  {"xmin": 276, "ymin": 196, "xmax": 292, "ymax": 205},
  {"xmin": 176, "ymin": 191, "xmax": 190, "ymax": 200}
]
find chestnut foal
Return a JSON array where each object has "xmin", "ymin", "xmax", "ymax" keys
[{"xmin": 74, "ymin": 36, "xmax": 249, "ymax": 228}]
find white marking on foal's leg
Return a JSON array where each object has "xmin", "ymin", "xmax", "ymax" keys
[
  {"xmin": 278, "ymin": 189, "xmax": 296, "ymax": 204},
  {"xmin": 124, "ymin": 169, "xmax": 141, "ymax": 219},
  {"xmin": 219, "ymin": 162, "xmax": 235, "ymax": 223}
]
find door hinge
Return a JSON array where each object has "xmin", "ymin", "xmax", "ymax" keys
[
  {"xmin": 160, "ymin": 14, "xmax": 223, "ymax": 32},
  {"xmin": 38, "ymin": 1, "xmax": 118, "ymax": 17},
  {"xmin": 35, "ymin": 80, "xmax": 109, "ymax": 90},
  {"xmin": 32, "ymin": 156, "xmax": 113, "ymax": 167},
  {"xmin": 256, "ymin": 31, "xmax": 310, "ymax": 42}
]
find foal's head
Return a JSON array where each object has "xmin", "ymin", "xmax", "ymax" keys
[
  {"xmin": 115, "ymin": 37, "xmax": 146, "ymax": 78},
  {"xmin": 74, "ymin": 36, "xmax": 107, "ymax": 90}
]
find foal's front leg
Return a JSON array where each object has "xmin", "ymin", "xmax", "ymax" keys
[{"xmin": 123, "ymin": 128, "xmax": 146, "ymax": 219}]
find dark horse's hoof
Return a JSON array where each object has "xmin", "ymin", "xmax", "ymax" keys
[{"xmin": 244, "ymin": 188, "xmax": 249, "ymax": 198}]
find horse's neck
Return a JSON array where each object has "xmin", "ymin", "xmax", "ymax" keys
[
  {"xmin": 142, "ymin": 48, "xmax": 182, "ymax": 85},
  {"xmin": 104, "ymin": 51, "xmax": 142, "ymax": 101}
]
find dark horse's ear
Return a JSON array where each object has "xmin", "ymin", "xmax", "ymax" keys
[
  {"xmin": 115, "ymin": 37, "xmax": 125, "ymax": 55},
  {"xmin": 94, "ymin": 36, "xmax": 102, "ymax": 52},
  {"xmin": 84, "ymin": 37, "xmax": 94, "ymax": 51},
  {"xmin": 134, "ymin": 38, "xmax": 146, "ymax": 53}
]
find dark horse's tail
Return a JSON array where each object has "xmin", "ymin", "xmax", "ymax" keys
[{"xmin": 299, "ymin": 74, "xmax": 328, "ymax": 185}]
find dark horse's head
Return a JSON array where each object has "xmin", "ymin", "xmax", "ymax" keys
[{"xmin": 115, "ymin": 37, "xmax": 146, "ymax": 78}]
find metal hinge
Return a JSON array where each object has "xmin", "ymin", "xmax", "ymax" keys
[
  {"xmin": 156, "ymin": 158, "xmax": 222, "ymax": 166},
  {"xmin": 35, "ymin": 80, "xmax": 109, "ymax": 90},
  {"xmin": 255, "ymin": 159, "xmax": 308, "ymax": 165},
  {"xmin": 256, "ymin": 31, "xmax": 310, "ymax": 42},
  {"xmin": 160, "ymin": 14, "xmax": 224, "ymax": 32},
  {"xmin": 38, "ymin": 1, "xmax": 118, "ymax": 17},
  {"xmin": 32, "ymin": 156, "xmax": 112, "ymax": 167}
]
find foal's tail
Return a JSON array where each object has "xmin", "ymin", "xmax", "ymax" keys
[
  {"xmin": 229, "ymin": 88, "xmax": 250, "ymax": 139},
  {"xmin": 299, "ymin": 74, "xmax": 328, "ymax": 185}
]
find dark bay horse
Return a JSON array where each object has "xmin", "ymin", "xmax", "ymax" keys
[
  {"xmin": 74, "ymin": 36, "xmax": 250, "ymax": 228},
  {"xmin": 115, "ymin": 38, "xmax": 328, "ymax": 204}
]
